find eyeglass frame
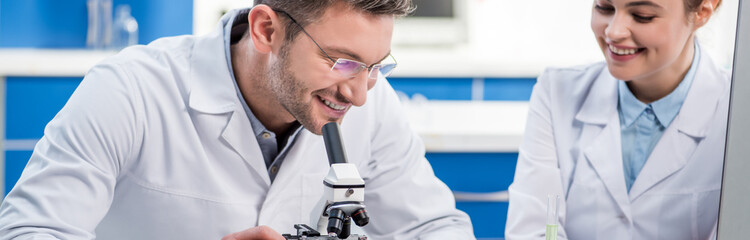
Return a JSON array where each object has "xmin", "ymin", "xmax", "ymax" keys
[{"xmin": 272, "ymin": 9, "xmax": 398, "ymax": 80}]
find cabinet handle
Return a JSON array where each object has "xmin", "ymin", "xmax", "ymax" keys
[{"xmin": 452, "ymin": 190, "xmax": 509, "ymax": 202}]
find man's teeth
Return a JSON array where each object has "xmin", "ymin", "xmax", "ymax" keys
[
  {"xmin": 320, "ymin": 97, "xmax": 346, "ymax": 110},
  {"xmin": 609, "ymin": 45, "xmax": 638, "ymax": 55}
]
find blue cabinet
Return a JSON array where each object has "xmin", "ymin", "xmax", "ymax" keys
[
  {"xmin": 388, "ymin": 77, "xmax": 535, "ymax": 101},
  {"xmin": 4, "ymin": 77, "xmax": 83, "ymax": 195},
  {"xmin": 427, "ymin": 152, "xmax": 517, "ymax": 239},
  {"xmin": 4, "ymin": 151, "xmax": 34, "ymax": 196}
]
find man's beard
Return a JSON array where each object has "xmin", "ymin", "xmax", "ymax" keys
[{"xmin": 267, "ymin": 47, "xmax": 327, "ymax": 135}]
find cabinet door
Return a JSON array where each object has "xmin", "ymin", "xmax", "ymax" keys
[
  {"xmin": 427, "ymin": 152, "xmax": 517, "ymax": 239},
  {"xmin": 4, "ymin": 77, "xmax": 82, "ymax": 196}
]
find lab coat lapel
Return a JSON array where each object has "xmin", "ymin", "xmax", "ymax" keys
[
  {"xmin": 576, "ymin": 69, "xmax": 632, "ymax": 220},
  {"xmin": 628, "ymin": 48, "xmax": 726, "ymax": 201},
  {"xmin": 187, "ymin": 13, "xmax": 271, "ymax": 186},
  {"xmin": 221, "ymin": 111, "xmax": 271, "ymax": 186},
  {"xmin": 257, "ymin": 131, "xmax": 329, "ymax": 231}
]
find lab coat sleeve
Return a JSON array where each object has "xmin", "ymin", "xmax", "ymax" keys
[
  {"xmin": 0, "ymin": 61, "xmax": 142, "ymax": 239},
  {"xmin": 359, "ymin": 78, "xmax": 475, "ymax": 240},
  {"xmin": 505, "ymin": 69, "xmax": 569, "ymax": 240}
]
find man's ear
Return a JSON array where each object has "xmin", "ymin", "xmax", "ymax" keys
[
  {"xmin": 693, "ymin": 0, "xmax": 719, "ymax": 29},
  {"xmin": 248, "ymin": 5, "xmax": 282, "ymax": 54}
]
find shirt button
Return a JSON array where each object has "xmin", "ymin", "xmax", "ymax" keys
[
  {"xmin": 270, "ymin": 165, "xmax": 279, "ymax": 174},
  {"xmin": 262, "ymin": 132, "xmax": 271, "ymax": 139}
]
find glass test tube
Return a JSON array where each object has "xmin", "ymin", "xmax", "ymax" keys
[{"xmin": 545, "ymin": 194, "xmax": 559, "ymax": 240}]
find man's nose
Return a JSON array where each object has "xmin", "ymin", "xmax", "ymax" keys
[{"xmin": 338, "ymin": 70, "xmax": 369, "ymax": 107}]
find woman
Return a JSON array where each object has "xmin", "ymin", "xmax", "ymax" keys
[{"xmin": 506, "ymin": 0, "xmax": 727, "ymax": 239}]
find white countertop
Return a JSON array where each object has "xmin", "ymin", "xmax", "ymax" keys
[
  {"xmin": 404, "ymin": 100, "xmax": 527, "ymax": 152},
  {"xmin": 0, "ymin": 49, "xmax": 528, "ymax": 152}
]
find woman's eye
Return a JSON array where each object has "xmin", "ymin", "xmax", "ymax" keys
[
  {"xmin": 594, "ymin": 4, "xmax": 615, "ymax": 14},
  {"xmin": 633, "ymin": 14, "xmax": 656, "ymax": 23}
]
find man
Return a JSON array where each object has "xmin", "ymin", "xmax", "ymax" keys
[{"xmin": 0, "ymin": 0, "xmax": 474, "ymax": 239}]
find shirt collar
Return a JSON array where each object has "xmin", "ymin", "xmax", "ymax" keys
[
  {"xmin": 618, "ymin": 40, "xmax": 700, "ymax": 127},
  {"xmin": 618, "ymin": 81, "xmax": 649, "ymax": 127}
]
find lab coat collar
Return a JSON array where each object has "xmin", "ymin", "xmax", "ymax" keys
[
  {"xmin": 576, "ymin": 65, "xmax": 632, "ymax": 220},
  {"xmin": 187, "ymin": 10, "xmax": 240, "ymax": 114},
  {"xmin": 187, "ymin": 9, "xmax": 273, "ymax": 186},
  {"xmin": 671, "ymin": 46, "xmax": 727, "ymax": 138},
  {"xmin": 628, "ymin": 44, "xmax": 728, "ymax": 200},
  {"xmin": 577, "ymin": 43, "xmax": 722, "ymax": 134},
  {"xmin": 583, "ymin": 112, "xmax": 633, "ymax": 221},
  {"xmin": 574, "ymin": 66, "xmax": 619, "ymax": 125}
]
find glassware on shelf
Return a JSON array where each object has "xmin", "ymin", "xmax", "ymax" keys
[
  {"xmin": 86, "ymin": 0, "xmax": 112, "ymax": 49},
  {"xmin": 111, "ymin": 4, "xmax": 139, "ymax": 49}
]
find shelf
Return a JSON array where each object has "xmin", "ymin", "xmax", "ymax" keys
[{"xmin": 0, "ymin": 49, "xmax": 117, "ymax": 77}]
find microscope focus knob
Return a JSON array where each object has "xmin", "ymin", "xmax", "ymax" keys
[{"xmin": 351, "ymin": 208, "xmax": 369, "ymax": 226}]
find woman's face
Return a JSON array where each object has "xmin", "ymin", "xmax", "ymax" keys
[{"xmin": 591, "ymin": 0, "xmax": 698, "ymax": 81}]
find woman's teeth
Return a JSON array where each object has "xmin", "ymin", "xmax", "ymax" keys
[
  {"xmin": 609, "ymin": 45, "xmax": 639, "ymax": 55},
  {"xmin": 320, "ymin": 97, "xmax": 346, "ymax": 110}
]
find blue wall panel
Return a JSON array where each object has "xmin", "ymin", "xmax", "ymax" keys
[
  {"xmin": 6, "ymin": 77, "xmax": 83, "ymax": 139},
  {"xmin": 483, "ymin": 78, "xmax": 536, "ymax": 101},
  {"xmin": 387, "ymin": 77, "xmax": 474, "ymax": 100},
  {"xmin": 0, "ymin": 0, "xmax": 193, "ymax": 48},
  {"xmin": 117, "ymin": 0, "xmax": 194, "ymax": 44},
  {"xmin": 387, "ymin": 77, "xmax": 536, "ymax": 101},
  {"xmin": 0, "ymin": 0, "xmax": 88, "ymax": 48},
  {"xmin": 5, "ymin": 151, "xmax": 33, "ymax": 196},
  {"xmin": 427, "ymin": 152, "xmax": 517, "ymax": 192},
  {"xmin": 457, "ymin": 201, "xmax": 509, "ymax": 239},
  {"xmin": 427, "ymin": 152, "xmax": 518, "ymax": 238}
]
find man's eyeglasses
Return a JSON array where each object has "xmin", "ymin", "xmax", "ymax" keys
[{"xmin": 274, "ymin": 9, "xmax": 397, "ymax": 80}]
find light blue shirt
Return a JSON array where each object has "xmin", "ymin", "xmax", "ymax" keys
[
  {"xmin": 223, "ymin": 9, "xmax": 302, "ymax": 182},
  {"xmin": 618, "ymin": 42, "xmax": 700, "ymax": 192}
]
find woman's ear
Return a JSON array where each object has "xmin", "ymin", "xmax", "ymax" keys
[
  {"xmin": 693, "ymin": 0, "xmax": 719, "ymax": 29},
  {"xmin": 247, "ymin": 5, "xmax": 282, "ymax": 54}
]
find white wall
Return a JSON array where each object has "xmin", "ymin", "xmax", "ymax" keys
[{"xmin": 193, "ymin": 0, "xmax": 739, "ymax": 77}]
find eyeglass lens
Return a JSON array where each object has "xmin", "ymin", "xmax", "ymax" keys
[{"xmin": 332, "ymin": 59, "xmax": 397, "ymax": 79}]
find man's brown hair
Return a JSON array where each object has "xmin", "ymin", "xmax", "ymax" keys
[{"xmin": 254, "ymin": 0, "xmax": 415, "ymax": 44}]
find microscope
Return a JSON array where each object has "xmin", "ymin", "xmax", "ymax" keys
[{"xmin": 283, "ymin": 122, "xmax": 368, "ymax": 240}]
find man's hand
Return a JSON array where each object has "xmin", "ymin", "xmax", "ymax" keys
[{"xmin": 221, "ymin": 225, "xmax": 286, "ymax": 240}]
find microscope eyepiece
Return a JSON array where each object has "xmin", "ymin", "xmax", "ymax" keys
[{"xmin": 322, "ymin": 122, "xmax": 348, "ymax": 165}]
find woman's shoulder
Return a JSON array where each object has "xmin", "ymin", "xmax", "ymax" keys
[
  {"xmin": 534, "ymin": 62, "xmax": 612, "ymax": 98},
  {"xmin": 539, "ymin": 62, "xmax": 607, "ymax": 83}
]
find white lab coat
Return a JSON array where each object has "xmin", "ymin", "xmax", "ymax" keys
[
  {"xmin": 0, "ymin": 10, "xmax": 474, "ymax": 240},
  {"xmin": 506, "ymin": 47, "xmax": 729, "ymax": 240}
]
